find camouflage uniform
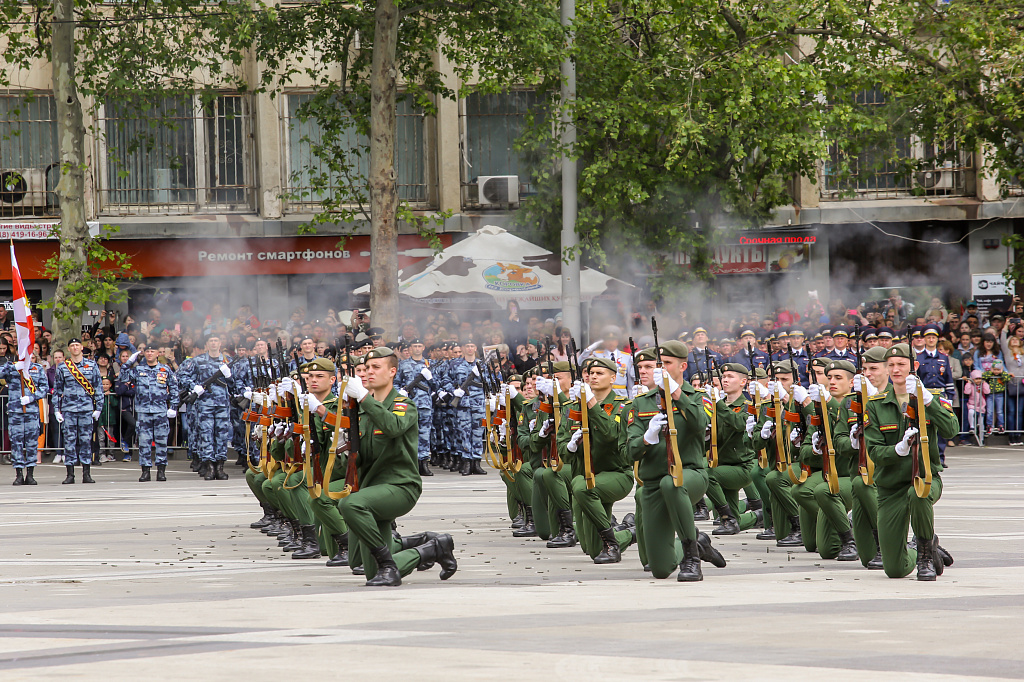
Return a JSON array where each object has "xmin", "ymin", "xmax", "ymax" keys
[
  {"xmin": 447, "ymin": 358, "xmax": 484, "ymax": 462},
  {"xmin": 0, "ymin": 362, "xmax": 48, "ymax": 469},
  {"xmin": 53, "ymin": 357, "xmax": 103, "ymax": 466},
  {"xmin": 178, "ymin": 353, "xmax": 233, "ymax": 465},
  {"xmin": 396, "ymin": 357, "xmax": 434, "ymax": 462},
  {"xmin": 119, "ymin": 361, "xmax": 179, "ymax": 467}
]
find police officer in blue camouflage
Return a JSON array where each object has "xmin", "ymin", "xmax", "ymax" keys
[
  {"xmin": 448, "ymin": 338, "xmax": 487, "ymax": 476},
  {"xmin": 118, "ymin": 346, "xmax": 179, "ymax": 482},
  {"xmin": 0, "ymin": 354, "xmax": 48, "ymax": 485},
  {"xmin": 53, "ymin": 338, "xmax": 103, "ymax": 484},
  {"xmin": 179, "ymin": 334, "xmax": 234, "ymax": 481},
  {"xmin": 433, "ymin": 342, "xmax": 456, "ymax": 470},
  {"xmin": 395, "ymin": 337, "xmax": 435, "ymax": 476}
]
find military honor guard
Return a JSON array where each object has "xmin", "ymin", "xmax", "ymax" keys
[
  {"xmin": 53, "ymin": 338, "xmax": 103, "ymax": 484},
  {"xmin": 118, "ymin": 346, "xmax": 179, "ymax": 481},
  {"xmin": 0, "ymin": 352, "xmax": 48, "ymax": 485}
]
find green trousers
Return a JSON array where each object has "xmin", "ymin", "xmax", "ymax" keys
[
  {"xmin": 337, "ymin": 484, "xmax": 422, "ymax": 580},
  {"xmin": 501, "ymin": 462, "xmax": 535, "ymax": 520},
  {"xmin": 638, "ymin": 470, "xmax": 708, "ymax": 579},
  {"xmin": 246, "ymin": 470, "xmax": 272, "ymax": 507},
  {"xmin": 811, "ymin": 476, "xmax": 854, "ymax": 559},
  {"xmin": 750, "ymin": 464, "xmax": 772, "ymax": 529},
  {"xmin": 765, "ymin": 467, "xmax": 799, "ymax": 539},
  {"xmin": 531, "ymin": 475, "xmax": 556, "ymax": 541},
  {"xmin": 634, "ymin": 486, "xmax": 647, "ymax": 567},
  {"xmin": 792, "ymin": 470, "xmax": 850, "ymax": 558},
  {"xmin": 570, "ymin": 471, "xmax": 634, "ymax": 559},
  {"xmin": 310, "ymin": 479, "xmax": 350, "ymax": 537},
  {"xmin": 262, "ymin": 469, "xmax": 291, "ymax": 519},
  {"xmin": 877, "ymin": 476, "xmax": 943, "ymax": 579},
  {"xmin": 533, "ymin": 465, "xmax": 573, "ymax": 540},
  {"xmin": 851, "ymin": 475, "xmax": 879, "ymax": 567},
  {"xmin": 706, "ymin": 464, "xmax": 759, "ymax": 530},
  {"xmin": 282, "ymin": 469, "xmax": 316, "ymax": 526}
]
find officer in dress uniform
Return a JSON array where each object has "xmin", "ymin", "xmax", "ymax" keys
[
  {"xmin": 0, "ymin": 354, "xmax": 48, "ymax": 485},
  {"xmin": 684, "ymin": 326, "xmax": 723, "ymax": 383},
  {"xmin": 916, "ymin": 323, "xmax": 955, "ymax": 465},
  {"xmin": 53, "ymin": 338, "xmax": 103, "ymax": 484},
  {"xmin": 179, "ymin": 334, "xmax": 233, "ymax": 481},
  {"xmin": 579, "ymin": 325, "xmax": 634, "ymax": 398},
  {"xmin": 395, "ymin": 338, "xmax": 434, "ymax": 476},
  {"xmin": 825, "ymin": 326, "xmax": 854, "ymax": 362},
  {"xmin": 730, "ymin": 329, "xmax": 770, "ymax": 372},
  {"xmin": 118, "ymin": 346, "xmax": 179, "ymax": 482},
  {"xmin": 876, "ymin": 327, "xmax": 895, "ymax": 350}
]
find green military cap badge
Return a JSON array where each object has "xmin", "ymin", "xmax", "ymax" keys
[
  {"xmin": 508, "ymin": 373, "xmax": 523, "ymax": 383},
  {"xmin": 884, "ymin": 343, "xmax": 913, "ymax": 360},
  {"xmin": 861, "ymin": 346, "xmax": 888, "ymax": 364},
  {"xmin": 773, "ymin": 360, "xmax": 797, "ymax": 375},
  {"xmin": 587, "ymin": 357, "xmax": 617, "ymax": 373},
  {"xmin": 659, "ymin": 340, "xmax": 689, "ymax": 359},
  {"xmin": 301, "ymin": 357, "xmax": 336, "ymax": 373},
  {"xmin": 719, "ymin": 362, "xmax": 750, "ymax": 376},
  {"xmin": 826, "ymin": 359, "xmax": 856, "ymax": 375}
]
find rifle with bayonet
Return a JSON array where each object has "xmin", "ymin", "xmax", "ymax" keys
[
  {"xmin": 705, "ymin": 347, "xmax": 720, "ymax": 468},
  {"xmin": 786, "ymin": 342, "xmax": 810, "ymax": 484},
  {"xmin": 652, "ymin": 317, "xmax": 684, "ymax": 487},
  {"xmin": 851, "ymin": 324, "xmax": 875, "ymax": 485},
  {"xmin": 569, "ymin": 337, "xmax": 595, "ymax": 490}
]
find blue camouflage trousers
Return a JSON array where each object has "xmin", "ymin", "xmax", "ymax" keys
[
  {"xmin": 455, "ymin": 405, "xmax": 485, "ymax": 461},
  {"xmin": 8, "ymin": 409, "xmax": 40, "ymax": 468},
  {"xmin": 431, "ymin": 403, "xmax": 448, "ymax": 453},
  {"xmin": 230, "ymin": 404, "xmax": 245, "ymax": 451},
  {"xmin": 415, "ymin": 401, "xmax": 432, "ymax": 461},
  {"xmin": 137, "ymin": 412, "xmax": 171, "ymax": 467},
  {"xmin": 61, "ymin": 411, "xmax": 94, "ymax": 466},
  {"xmin": 195, "ymin": 404, "xmax": 232, "ymax": 462}
]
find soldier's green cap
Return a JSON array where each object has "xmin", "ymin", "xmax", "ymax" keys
[
  {"xmin": 659, "ymin": 340, "xmax": 689, "ymax": 359},
  {"xmin": 637, "ymin": 347, "xmax": 658, "ymax": 362},
  {"xmin": 301, "ymin": 357, "xmax": 336, "ymax": 373},
  {"xmin": 884, "ymin": 343, "xmax": 913, "ymax": 360},
  {"xmin": 826, "ymin": 360, "xmax": 856, "ymax": 375},
  {"xmin": 720, "ymin": 362, "xmax": 749, "ymax": 376},
  {"xmin": 862, "ymin": 346, "xmax": 888, "ymax": 364},
  {"xmin": 773, "ymin": 360, "xmax": 797, "ymax": 375},
  {"xmin": 753, "ymin": 367, "xmax": 768, "ymax": 379},
  {"xmin": 810, "ymin": 356, "xmax": 830, "ymax": 369},
  {"xmin": 549, "ymin": 360, "xmax": 571, "ymax": 373},
  {"xmin": 587, "ymin": 357, "xmax": 617, "ymax": 373},
  {"xmin": 365, "ymin": 347, "xmax": 395, "ymax": 361},
  {"xmin": 508, "ymin": 374, "xmax": 523, "ymax": 384}
]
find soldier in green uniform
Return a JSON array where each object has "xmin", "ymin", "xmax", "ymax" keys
[
  {"xmin": 757, "ymin": 361, "xmax": 804, "ymax": 547},
  {"xmin": 625, "ymin": 340, "xmax": 726, "ymax": 582},
  {"xmin": 864, "ymin": 344, "xmax": 958, "ymax": 580},
  {"xmin": 704, "ymin": 363, "xmax": 761, "ymax": 535},
  {"xmin": 495, "ymin": 374, "xmax": 536, "ymax": 536},
  {"xmin": 746, "ymin": 368, "xmax": 774, "ymax": 539},
  {"xmin": 530, "ymin": 362, "xmax": 576, "ymax": 548},
  {"xmin": 336, "ymin": 347, "xmax": 458, "ymax": 586},
  {"xmin": 513, "ymin": 370, "xmax": 545, "ymax": 538},
  {"xmin": 557, "ymin": 357, "xmax": 636, "ymax": 564}
]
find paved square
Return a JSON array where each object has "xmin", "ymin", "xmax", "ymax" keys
[{"xmin": 2, "ymin": 446, "xmax": 1022, "ymax": 681}]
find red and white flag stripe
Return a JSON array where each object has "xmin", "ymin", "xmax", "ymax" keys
[{"xmin": 10, "ymin": 242, "xmax": 35, "ymax": 372}]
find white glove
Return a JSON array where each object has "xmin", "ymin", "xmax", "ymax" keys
[
  {"xmin": 790, "ymin": 426, "xmax": 803, "ymax": 444},
  {"xmin": 581, "ymin": 383, "xmax": 595, "ymax": 404},
  {"xmin": 745, "ymin": 415, "xmax": 756, "ymax": 437},
  {"xmin": 644, "ymin": 413, "xmax": 668, "ymax": 445},
  {"xmin": 421, "ymin": 367, "xmax": 432, "ymax": 381},
  {"xmin": 773, "ymin": 382, "xmax": 789, "ymax": 402},
  {"xmin": 704, "ymin": 385, "xmax": 723, "ymax": 403},
  {"xmin": 853, "ymin": 374, "xmax": 880, "ymax": 397},
  {"xmin": 507, "ymin": 384, "xmax": 518, "ymax": 401},
  {"xmin": 535, "ymin": 377, "xmax": 554, "ymax": 396},
  {"xmin": 568, "ymin": 380, "xmax": 583, "ymax": 402},
  {"xmin": 488, "ymin": 396, "xmax": 498, "ymax": 412},
  {"xmin": 267, "ymin": 386, "xmax": 278, "ymax": 403},
  {"xmin": 167, "ymin": 409, "xmax": 177, "ymax": 418},
  {"xmin": 219, "ymin": 364, "xmax": 231, "ymax": 378},
  {"xmin": 279, "ymin": 378, "xmax": 294, "ymax": 395},
  {"xmin": 792, "ymin": 384, "xmax": 809, "ymax": 404},
  {"xmin": 567, "ymin": 429, "xmax": 584, "ymax": 452},
  {"xmin": 303, "ymin": 393, "xmax": 322, "ymax": 412},
  {"xmin": 905, "ymin": 375, "xmax": 932, "ymax": 405},
  {"xmin": 811, "ymin": 431, "xmax": 823, "ymax": 455},
  {"xmin": 539, "ymin": 419, "xmax": 554, "ymax": 438},
  {"xmin": 808, "ymin": 383, "xmax": 822, "ymax": 402},
  {"xmin": 92, "ymin": 410, "xmax": 101, "ymax": 421},
  {"xmin": 243, "ymin": 388, "xmax": 253, "ymax": 400},
  {"xmin": 849, "ymin": 423, "xmax": 861, "ymax": 449},
  {"xmin": 652, "ymin": 368, "xmax": 680, "ymax": 395},
  {"xmin": 760, "ymin": 421, "xmax": 773, "ymax": 440},
  {"xmin": 529, "ymin": 418, "xmax": 537, "ymax": 431},
  {"xmin": 472, "ymin": 365, "xmax": 480, "ymax": 377},
  {"xmin": 128, "ymin": 350, "xmax": 140, "ymax": 364},
  {"xmin": 55, "ymin": 410, "xmax": 64, "ymax": 423},
  {"xmin": 895, "ymin": 426, "xmax": 919, "ymax": 457},
  {"xmin": 191, "ymin": 384, "xmax": 205, "ymax": 397},
  {"xmin": 454, "ymin": 388, "xmax": 466, "ymax": 398},
  {"xmin": 499, "ymin": 389, "xmax": 507, "ymax": 407},
  {"xmin": 20, "ymin": 395, "xmax": 32, "ymax": 406},
  {"xmin": 438, "ymin": 391, "xmax": 449, "ymax": 401},
  {"xmin": 750, "ymin": 381, "xmax": 770, "ymax": 400},
  {"xmin": 343, "ymin": 375, "xmax": 369, "ymax": 402}
]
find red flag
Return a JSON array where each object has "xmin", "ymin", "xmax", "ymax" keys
[{"xmin": 10, "ymin": 242, "xmax": 35, "ymax": 371}]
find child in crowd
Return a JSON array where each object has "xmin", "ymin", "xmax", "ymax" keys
[
  {"xmin": 982, "ymin": 361, "xmax": 1008, "ymax": 435},
  {"xmin": 963, "ymin": 369, "xmax": 990, "ymax": 443}
]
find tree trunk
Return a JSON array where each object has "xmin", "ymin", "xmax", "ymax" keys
[
  {"xmin": 368, "ymin": 0, "xmax": 400, "ymax": 341},
  {"xmin": 51, "ymin": 0, "xmax": 90, "ymax": 350}
]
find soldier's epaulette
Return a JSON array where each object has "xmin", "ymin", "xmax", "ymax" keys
[
  {"xmin": 868, "ymin": 392, "xmax": 887, "ymax": 401},
  {"xmin": 614, "ymin": 395, "xmax": 626, "ymax": 401}
]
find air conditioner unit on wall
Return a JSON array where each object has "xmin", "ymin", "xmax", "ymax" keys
[
  {"xmin": 478, "ymin": 175, "xmax": 520, "ymax": 206},
  {"xmin": 0, "ymin": 168, "xmax": 47, "ymax": 207},
  {"xmin": 910, "ymin": 140, "xmax": 954, "ymax": 190}
]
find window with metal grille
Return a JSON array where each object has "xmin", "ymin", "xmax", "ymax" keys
[
  {"xmin": 98, "ymin": 93, "xmax": 254, "ymax": 214},
  {"xmin": 461, "ymin": 90, "xmax": 540, "ymax": 207},
  {"xmin": 0, "ymin": 93, "xmax": 59, "ymax": 217},
  {"xmin": 282, "ymin": 93, "xmax": 428, "ymax": 212}
]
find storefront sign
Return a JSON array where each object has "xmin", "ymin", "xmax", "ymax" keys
[
  {"xmin": 675, "ymin": 240, "xmax": 810, "ymax": 275},
  {"xmin": 972, "ymin": 273, "xmax": 1012, "ymax": 319},
  {"xmin": 0, "ymin": 222, "xmax": 100, "ymax": 240}
]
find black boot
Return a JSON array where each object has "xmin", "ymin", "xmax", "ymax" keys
[
  {"xmin": 277, "ymin": 518, "xmax": 297, "ymax": 547},
  {"xmin": 413, "ymin": 533, "xmax": 458, "ymax": 580},
  {"xmin": 201, "ymin": 461, "xmax": 214, "ymax": 480},
  {"xmin": 418, "ymin": 459, "xmax": 433, "ymax": 477},
  {"xmin": 235, "ymin": 453, "xmax": 246, "ymax": 466},
  {"xmin": 460, "ymin": 458, "xmax": 472, "ymax": 476},
  {"xmin": 867, "ymin": 529, "xmax": 884, "ymax": 569},
  {"xmin": 546, "ymin": 509, "xmax": 577, "ymax": 548},
  {"xmin": 756, "ymin": 527, "xmax": 776, "ymax": 540},
  {"xmin": 746, "ymin": 498, "xmax": 763, "ymax": 513},
  {"xmin": 615, "ymin": 512, "xmax": 636, "ymax": 532},
  {"xmin": 836, "ymin": 528, "xmax": 859, "ymax": 561},
  {"xmin": 156, "ymin": 464, "xmax": 167, "ymax": 482},
  {"xmin": 190, "ymin": 456, "xmax": 200, "ymax": 472},
  {"xmin": 391, "ymin": 520, "xmax": 402, "ymax": 545},
  {"xmin": 351, "ymin": 564, "xmax": 366, "ymax": 576},
  {"xmin": 935, "ymin": 535, "xmax": 953, "ymax": 567},
  {"xmin": 593, "ymin": 526, "xmax": 622, "ymax": 564},
  {"xmin": 262, "ymin": 511, "xmax": 283, "ymax": 535},
  {"xmin": 932, "ymin": 534, "xmax": 946, "ymax": 576},
  {"xmin": 697, "ymin": 532, "xmax": 727, "ymax": 568},
  {"xmin": 24, "ymin": 467, "xmax": 36, "ymax": 485},
  {"xmin": 13, "ymin": 468, "xmax": 24, "ymax": 486},
  {"xmin": 282, "ymin": 519, "xmax": 304, "ymax": 551},
  {"xmin": 62, "ymin": 465, "xmax": 75, "ymax": 484},
  {"xmin": 512, "ymin": 506, "xmax": 537, "ymax": 538},
  {"xmin": 776, "ymin": 515, "xmax": 803, "ymax": 547},
  {"xmin": 916, "ymin": 536, "xmax": 937, "ymax": 581},
  {"xmin": 291, "ymin": 525, "xmax": 322, "ymax": 559},
  {"xmin": 693, "ymin": 498, "xmax": 710, "ymax": 521},
  {"xmin": 251, "ymin": 503, "xmax": 274, "ymax": 529},
  {"xmin": 712, "ymin": 505, "xmax": 741, "ymax": 535},
  {"xmin": 214, "ymin": 461, "xmax": 229, "ymax": 480},
  {"xmin": 326, "ymin": 533, "xmax": 349, "ymax": 567},
  {"xmin": 365, "ymin": 545, "xmax": 402, "ymax": 586},
  {"xmin": 677, "ymin": 537, "xmax": 703, "ymax": 582},
  {"xmin": 139, "ymin": 466, "xmax": 151, "ymax": 482},
  {"xmin": 510, "ymin": 502, "xmax": 525, "ymax": 529},
  {"xmin": 471, "ymin": 460, "xmax": 487, "ymax": 475},
  {"xmin": 82, "ymin": 464, "xmax": 95, "ymax": 484},
  {"xmin": 449, "ymin": 456, "xmax": 462, "ymax": 472}
]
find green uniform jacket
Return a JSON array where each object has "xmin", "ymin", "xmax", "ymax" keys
[
  {"xmin": 626, "ymin": 383, "xmax": 708, "ymax": 485},
  {"xmin": 829, "ymin": 394, "xmax": 860, "ymax": 479},
  {"xmin": 311, "ymin": 394, "xmax": 345, "ymax": 481},
  {"xmin": 526, "ymin": 391, "xmax": 569, "ymax": 467},
  {"xmin": 751, "ymin": 401, "xmax": 793, "ymax": 469},
  {"xmin": 865, "ymin": 389, "xmax": 957, "ymax": 494},
  {"xmin": 798, "ymin": 397, "xmax": 840, "ymax": 472},
  {"xmin": 516, "ymin": 398, "xmax": 540, "ymax": 469},
  {"xmin": 355, "ymin": 388, "xmax": 422, "ymax": 496},
  {"xmin": 710, "ymin": 395, "xmax": 755, "ymax": 467},
  {"xmin": 556, "ymin": 392, "xmax": 630, "ymax": 477}
]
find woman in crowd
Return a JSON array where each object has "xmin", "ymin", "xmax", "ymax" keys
[
  {"xmin": 1003, "ymin": 334, "xmax": 1024, "ymax": 445},
  {"xmin": 974, "ymin": 333, "xmax": 1003, "ymax": 372}
]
